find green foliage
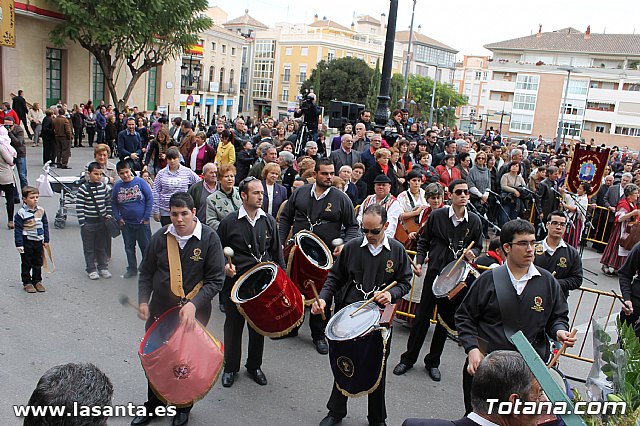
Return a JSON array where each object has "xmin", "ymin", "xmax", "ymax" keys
[
  {"xmin": 366, "ymin": 59, "xmax": 381, "ymax": 112},
  {"xmin": 399, "ymin": 74, "xmax": 467, "ymax": 120},
  {"xmin": 47, "ymin": 0, "xmax": 213, "ymax": 108},
  {"xmin": 300, "ymin": 57, "xmax": 374, "ymax": 108}
]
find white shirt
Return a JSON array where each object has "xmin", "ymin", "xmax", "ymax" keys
[
  {"xmin": 397, "ymin": 188, "xmax": 426, "ymax": 213},
  {"xmin": 360, "ymin": 234, "xmax": 391, "ymax": 257},
  {"xmin": 311, "ymin": 183, "xmax": 331, "ymax": 200},
  {"xmin": 190, "ymin": 143, "xmax": 202, "ymax": 171},
  {"xmin": 357, "ymin": 195, "xmax": 402, "ymax": 240},
  {"xmin": 165, "ymin": 218, "xmax": 203, "ymax": 250},
  {"xmin": 505, "ymin": 261, "xmax": 541, "ymax": 295},
  {"xmin": 542, "ymin": 236, "xmax": 567, "ymax": 256},
  {"xmin": 238, "ymin": 205, "xmax": 267, "ymax": 227},
  {"xmin": 448, "ymin": 205, "xmax": 469, "ymax": 227},
  {"xmin": 467, "ymin": 413, "xmax": 499, "ymax": 426},
  {"xmin": 266, "ymin": 183, "xmax": 275, "ymax": 215}
]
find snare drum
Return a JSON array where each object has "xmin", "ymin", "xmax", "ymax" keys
[
  {"xmin": 285, "ymin": 230, "xmax": 333, "ymax": 305},
  {"xmin": 432, "ymin": 260, "xmax": 479, "ymax": 300},
  {"xmin": 231, "ymin": 262, "xmax": 305, "ymax": 338},
  {"xmin": 326, "ymin": 301, "xmax": 389, "ymax": 398},
  {"xmin": 139, "ymin": 306, "xmax": 224, "ymax": 406}
]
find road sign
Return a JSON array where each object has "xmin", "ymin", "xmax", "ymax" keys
[{"xmin": 186, "ymin": 95, "xmax": 194, "ymax": 106}]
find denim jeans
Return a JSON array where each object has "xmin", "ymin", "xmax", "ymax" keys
[
  {"xmin": 121, "ymin": 222, "xmax": 151, "ymax": 271},
  {"xmin": 15, "ymin": 156, "xmax": 27, "ymax": 189},
  {"xmin": 97, "ymin": 127, "xmax": 105, "ymax": 144}
]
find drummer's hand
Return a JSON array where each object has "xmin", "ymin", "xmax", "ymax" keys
[
  {"xmin": 225, "ymin": 263, "xmax": 236, "ymax": 278},
  {"xmin": 467, "ymin": 348, "xmax": 484, "ymax": 376},
  {"xmin": 179, "ymin": 302, "xmax": 197, "ymax": 329},
  {"xmin": 412, "ymin": 263, "xmax": 423, "ymax": 276},
  {"xmin": 556, "ymin": 330, "xmax": 576, "ymax": 347},
  {"xmin": 311, "ymin": 298, "xmax": 326, "ymax": 315},
  {"xmin": 374, "ymin": 291, "xmax": 392, "ymax": 306},
  {"xmin": 622, "ymin": 300, "xmax": 634, "ymax": 316},
  {"xmin": 333, "ymin": 244, "xmax": 344, "ymax": 257},
  {"xmin": 138, "ymin": 303, "xmax": 150, "ymax": 321},
  {"xmin": 464, "ymin": 251, "xmax": 476, "ymax": 262}
]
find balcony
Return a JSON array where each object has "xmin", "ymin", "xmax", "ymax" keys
[
  {"xmin": 180, "ymin": 75, "xmax": 201, "ymax": 93},
  {"xmin": 217, "ymin": 83, "xmax": 237, "ymax": 94},
  {"xmin": 240, "ymin": 81, "xmax": 248, "ymax": 91}
]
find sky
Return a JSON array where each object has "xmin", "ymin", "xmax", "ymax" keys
[{"xmin": 215, "ymin": 0, "xmax": 640, "ymax": 58}]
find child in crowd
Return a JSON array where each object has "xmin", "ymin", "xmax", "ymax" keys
[
  {"xmin": 140, "ymin": 169, "xmax": 154, "ymax": 189},
  {"xmin": 76, "ymin": 162, "xmax": 112, "ymax": 280},
  {"xmin": 14, "ymin": 186, "xmax": 50, "ymax": 293}
]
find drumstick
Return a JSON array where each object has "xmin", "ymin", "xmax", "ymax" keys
[
  {"xmin": 309, "ymin": 284, "xmax": 327, "ymax": 321},
  {"xmin": 552, "ymin": 271, "xmax": 557, "ymax": 277},
  {"xmin": 446, "ymin": 241, "xmax": 475, "ymax": 278},
  {"xmin": 610, "ymin": 290, "xmax": 628, "ymax": 308},
  {"xmin": 547, "ymin": 328, "xmax": 577, "ymax": 369},
  {"xmin": 350, "ymin": 281, "xmax": 398, "ymax": 317},
  {"xmin": 223, "ymin": 246, "xmax": 235, "ymax": 268},
  {"xmin": 119, "ymin": 294, "xmax": 142, "ymax": 314}
]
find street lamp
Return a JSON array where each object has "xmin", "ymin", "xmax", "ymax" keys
[
  {"xmin": 374, "ymin": 0, "xmax": 399, "ymax": 128},
  {"xmin": 181, "ymin": 56, "xmax": 201, "ymax": 121},
  {"xmin": 556, "ymin": 65, "xmax": 580, "ymax": 151}
]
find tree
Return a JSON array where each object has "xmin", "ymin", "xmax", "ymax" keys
[
  {"xmin": 300, "ymin": 57, "xmax": 373, "ymax": 108},
  {"xmin": 366, "ymin": 59, "xmax": 381, "ymax": 112},
  {"xmin": 394, "ymin": 74, "xmax": 467, "ymax": 120},
  {"xmin": 48, "ymin": 0, "xmax": 213, "ymax": 111}
]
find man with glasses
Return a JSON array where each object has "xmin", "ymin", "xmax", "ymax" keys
[
  {"xmin": 424, "ymin": 130, "xmax": 442, "ymax": 159},
  {"xmin": 278, "ymin": 158, "xmax": 359, "ymax": 354},
  {"xmin": 394, "ymin": 179, "xmax": 483, "ymax": 382},
  {"xmin": 312, "ymin": 204, "xmax": 412, "ymax": 426},
  {"xmin": 455, "ymin": 219, "xmax": 574, "ymax": 414},
  {"xmin": 533, "ymin": 211, "xmax": 583, "ymax": 299}
]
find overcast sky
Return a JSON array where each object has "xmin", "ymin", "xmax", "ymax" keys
[{"xmin": 217, "ymin": 0, "xmax": 640, "ymax": 58}]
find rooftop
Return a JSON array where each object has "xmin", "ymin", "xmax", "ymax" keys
[
  {"xmin": 224, "ymin": 9, "xmax": 268, "ymax": 30},
  {"xmin": 309, "ymin": 18, "xmax": 352, "ymax": 33},
  {"xmin": 485, "ymin": 27, "xmax": 640, "ymax": 56},
  {"xmin": 395, "ymin": 30, "xmax": 458, "ymax": 53}
]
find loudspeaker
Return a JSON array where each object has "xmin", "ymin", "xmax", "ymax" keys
[
  {"xmin": 329, "ymin": 101, "xmax": 349, "ymax": 128},
  {"xmin": 348, "ymin": 103, "xmax": 365, "ymax": 124}
]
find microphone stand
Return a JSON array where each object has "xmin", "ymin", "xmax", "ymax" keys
[
  {"xmin": 467, "ymin": 200, "xmax": 501, "ymax": 238},
  {"xmin": 520, "ymin": 186, "xmax": 547, "ymax": 240},
  {"xmin": 487, "ymin": 190, "xmax": 511, "ymax": 228}
]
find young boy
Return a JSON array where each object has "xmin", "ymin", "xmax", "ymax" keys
[
  {"xmin": 76, "ymin": 162, "xmax": 112, "ymax": 280},
  {"xmin": 14, "ymin": 186, "xmax": 50, "ymax": 293}
]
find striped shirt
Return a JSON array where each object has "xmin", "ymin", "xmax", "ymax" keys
[
  {"xmin": 152, "ymin": 165, "xmax": 200, "ymax": 215},
  {"xmin": 76, "ymin": 181, "xmax": 112, "ymax": 225},
  {"xmin": 14, "ymin": 205, "xmax": 49, "ymax": 245}
]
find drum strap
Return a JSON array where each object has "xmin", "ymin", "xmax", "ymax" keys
[
  {"xmin": 491, "ymin": 265, "xmax": 521, "ymax": 343},
  {"xmin": 166, "ymin": 234, "xmax": 203, "ymax": 303}
]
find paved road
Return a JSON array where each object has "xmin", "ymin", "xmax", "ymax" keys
[{"xmin": 0, "ymin": 145, "xmax": 616, "ymax": 425}]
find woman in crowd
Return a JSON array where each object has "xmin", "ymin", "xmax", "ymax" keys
[
  {"xmin": 136, "ymin": 117, "xmax": 150, "ymax": 150},
  {"xmin": 187, "ymin": 131, "xmax": 215, "ymax": 175},
  {"xmin": 27, "ymin": 102, "xmax": 45, "ymax": 147},
  {"xmin": 262, "ymin": 162, "xmax": 288, "ymax": 218},
  {"xmin": 499, "ymin": 161, "xmax": 527, "ymax": 225},
  {"xmin": 456, "ymin": 152, "xmax": 472, "ymax": 181},
  {"xmin": 145, "ymin": 128, "xmax": 172, "ymax": 176},
  {"xmin": 205, "ymin": 164, "xmax": 241, "ymax": 231},
  {"xmin": 105, "ymin": 115, "xmax": 118, "ymax": 157},
  {"xmin": 278, "ymin": 151, "xmax": 296, "ymax": 196},
  {"xmin": 413, "ymin": 140, "xmax": 429, "ymax": 164},
  {"xmin": 467, "ymin": 151, "xmax": 491, "ymax": 233},
  {"xmin": 397, "ymin": 169, "xmax": 428, "ymax": 226},
  {"xmin": 561, "ymin": 182, "xmax": 591, "ymax": 248},
  {"xmin": 88, "ymin": 144, "xmax": 118, "ymax": 185},
  {"xmin": 396, "ymin": 138, "xmax": 413, "ymax": 172},
  {"xmin": 215, "ymin": 129, "xmax": 236, "ymax": 166},
  {"xmin": 84, "ymin": 106, "xmax": 96, "ymax": 147},
  {"xmin": 152, "ymin": 146, "xmax": 200, "ymax": 226},
  {"xmin": 390, "ymin": 147, "xmax": 408, "ymax": 192},
  {"xmin": 384, "ymin": 109, "xmax": 404, "ymax": 146},
  {"xmin": 600, "ymin": 184, "xmax": 640, "ymax": 275},
  {"xmin": 302, "ymin": 141, "xmax": 321, "ymax": 163},
  {"xmin": 362, "ymin": 148, "xmax": 398, "ymax": 196},
  {"xmin": 411, "ymin": 152, "xmax": 438, "ymax": 186},
  {"xmin": 285, "ymin": 121, "xmax": 298, "ymax": 141},
  {"xmin": 71, "ymin": 105, "xmax": 85, "ymax": 148},
  {"xmin": 0, "ymin": 126, "xmax": 17, "ymax": 229},
  {"xmin": 435, "ymin": 154, "xmax": 461, "ymax": 191},
  {"xmin": 274, "ymin": 123, "xmax": 288, "ymax": 148},
  {"xmin": 404, "ymin": 122, "xmax": 422, "ymax": 142}
]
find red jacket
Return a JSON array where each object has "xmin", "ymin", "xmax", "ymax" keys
[
  {"xmin": 0, "ymin": 109, "xmax": 20, "ymax": 125},
  {"xmin": 435, "ymin": 164, "xmax": 461, "ymax": 187}
]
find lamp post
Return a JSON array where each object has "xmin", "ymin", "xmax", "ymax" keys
[
  {"xmin": 401, "ymin": 0, "xmax": 417, "ymax": 109},
  {"xmin": 374, "ymin": 0, "xmax": 399, "ymax": 129},
  {"xmin": 180, "ymin": 55, "xmax": 201, "ymax": 121},
  {"xmin": 428, "ymin": 65, "xmax": 439, "ymax": 128},
  {"xmin": 556, "ymin": 65, "xmax": 580, "ymax": 151}
]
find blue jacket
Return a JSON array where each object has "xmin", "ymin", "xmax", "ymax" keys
[
  {"xmin": 96, "ymin": 112, "xmax": 107, "ymax": 129},
  {"xmin": 117, "ymin": 130, "xmax": 143, "ymax": 161},
  {"xmin": 111, "ymin": 177, "xmax": 153, "ymax": 224},
  {"xmin": 14, "ymin": 205, "xmax": 49, "ymax": 246}
]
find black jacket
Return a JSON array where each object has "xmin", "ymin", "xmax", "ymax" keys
[{"xmin": 362, "ymin": 162, "xmax": 399, "ymax": 197}]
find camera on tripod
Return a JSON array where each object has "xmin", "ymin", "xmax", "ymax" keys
[{"xmin": 299, "ymin": 92, "xmax": 315, "ymax": 112}]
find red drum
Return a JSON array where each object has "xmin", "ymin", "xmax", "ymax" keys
[
  {"xmin": 285, "ymin": 230, "xmax": 333, "ymax": 306},
  {"xmin": 395, "ymin": 298, "xmax": 419, "ymax": 327},
  {"xmin": 139, "ymin": 306, "xmax": 224, "ymax": 406},
  {"xmin": 231, "ymin": 262, "xmax": 305, "ymax": 338}
]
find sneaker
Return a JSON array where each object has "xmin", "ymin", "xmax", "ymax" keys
[
  {"xmin": 99, "ymin": 269, "xmax": 112, "ymax": 279},
  {"xmin": 88, "ymin": 271, "xmax": 100, "ymax": 280},
  {"xmin": 122, "ymin": 269, "xmax": 138, "ymax": 279}
]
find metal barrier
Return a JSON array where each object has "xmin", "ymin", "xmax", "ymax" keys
[{"xmin": 583, "ymin": 205, "xmax": 612, "ymax": 246}]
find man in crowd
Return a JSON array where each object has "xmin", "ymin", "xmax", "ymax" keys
[
  {"xmin": 592, "ymin": 174, "xmax": 614, "ymax": 252},
  {"xmin": 188, "ymin": 162, "xmax": 218, "ymax": 222},
  {"xmin": 278, "ymin": 158, "xmax": 359, "ymax": 353},
  {"xmin": 535, "ymin": 165, "xmax": 559, "ymax": 223},
  {"xmin": 232, "ymin": 117, "xmax": 252, "ymax": 151},
  {"xmin": 12, "ymin": 90, "xmax": 32, "ymax": 139},
  {"xmin": 249, "ymin": 144, "xmax": 278, "ymax": 180},
  {"xmin": 352, "ymin": 122, "xmax": 369, "ymax": 152},
  {"xmin": 433, "ymin": 140, "xmax": 456, "ymax": 168},
  {"xmin": 339, "ymin": 165, "xmax": 358, "ymax": 205},
  {"xmin": 330, "ymin": 133, "xmax": 361, "ymax": 171},
  {"xmin": 117, "ymin": 117, "xmax": 143, "ymax": 167},
  {"xmin": 361, "ymin": 133, "xmax": 382, "ymax": 169},
  {"xmin": 455, "ymin": 219, "xmax": 574, "ymax": 413},
  {"xmin": 358, "ymin": 175, "xmax": 402, "ymax": 239},
  {"xmin": 52, "ymin": 107, "xmax": 72, "ymax": 169},
  {"xmin": 358, "ymin": 109, "xmax": 374, "ymax": 132},
  {"xmin": 351, "ymin": 163, "xmax": 368, "ymax": 205}
]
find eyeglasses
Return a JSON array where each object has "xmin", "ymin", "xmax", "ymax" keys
[
  {"xmin": 548, "ymin": 221, "xmax": 567, "ymax": 227},
  {"xmin": 509, "ymin": 240, "xmax": 537, "ymax": 248},
  {"xmin": 453, "ymin": 189, "xmax": 470, "ymax": 196},
  {"xmin": 361, "ymin": 227, "xmax": 384, "ymax": 235}
]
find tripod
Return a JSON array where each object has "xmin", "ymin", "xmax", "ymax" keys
[{"xmin": 294, "ymin": 122, "xmax": 310, "ymax": 157}]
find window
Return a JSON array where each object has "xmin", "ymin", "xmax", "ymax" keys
[
  {"xmin": 92, "ymin": 56, "xmax": 104, "ymax": 104},
  {"xmin": 595, "ymin": 125, "xmax": 606, "ymax": 133},
  {"xmin": 516, "ymin": 75, "xmax": 539, "ymax": 91},
  {"xmin": 615, "ymin": 126, "xmax": 640, "ymax": 137},
  {"xmin": 283, "ymin": 67, "xmax": 290, "ymax": 83},
  {"xmin": 229, "ymin": 69, "xmax": 234, "ymax": 88},
  {"xmin": 559, "ymin": 122, "xmax": 582, "ymax": 137},
  {"xmin": 561, "ymin": 102, "xmax": 584, "ymax": 116},
  {"xmin": 285, "ymin": 47, "xmax": 293, "ymax": 56},
  {"xmin": 211, "ymin": 42, "xmax": 216, "ymax": 51},
  {"xmin": 586, "ymin": 102, "xmax": 615, "ymax": 112},
  {"xmin": 147, "ymin": 67, "xmax": 157, "ymax": 110},
  {"xmin": 513, "ymin": 93, "xmax": 537, "ymax": 111},
  {"xmin": 327, "ymin": 49, "xmax": 335, "ymax": 61},
  {"xmin": 345, "ymin": 51, "xmax": 353, "ymax": 58},
  {"xmin": 299, "ymin": 65, "xmax": 307, "ymax": 83},
  {"xmin": 567, "ymin": 79, "xmax": 588, "ymax": 95},
  {"xmin": 282, "ymin": 88, "xmax": 289, "ymax": 102},
  {"xmin": 221, "ymin": 45, "xmax": 227, "ymax": 54},
  {"xmin": 474, "ymin": 71, "xmax": 482, "ymax": 80},
  {"xmin": 231, "ymin": 47, "xmax": 236, "ymax": 56},
  {"xmin": 482, "ymin": 71, "xmax": 487, "ymax": 81},
  {"xmin": 219, "ymin": 68, "xmax": 225, "ymax": 86},
  {"xmin": 255, "ymin": 40, "xmax": 276, "ymax": 59},
  {"xmin": 46, "ymin": 48, "xmax": 63, "ymax": 108},
  {"xmin": 301, "ymin": 47, "xmax": 308, "ymax": 56},
  {"xmin": 242, "ymin": 47, "xmax": 248, "ymax": 64},
  {"xmin": 509, "ymin": 114, "xmax": 534, "ymax": 133},
  {"xmin": 209, "ymin": 66, "xmax": 215, "ymax": 82}
]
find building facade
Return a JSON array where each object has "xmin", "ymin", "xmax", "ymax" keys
[
  {"xmin": 482, "ymin": 27, "xmax": 640, "ymax": 148},
  {"xmin": 453, "ymin": 55, "xmax": 490, "ymax": 134},
  {"xmin": 395, "ymin": 30, "xmax": 458, "ymax": 85}
]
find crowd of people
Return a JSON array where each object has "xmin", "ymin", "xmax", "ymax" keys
[{"xmin": 6, "ymin": 91, "xmax": 640, "ymax": 426}]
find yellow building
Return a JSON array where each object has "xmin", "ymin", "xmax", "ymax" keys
[{"xmin": 253, "ymin": 15, "xmax": 404, "ymax": 120}]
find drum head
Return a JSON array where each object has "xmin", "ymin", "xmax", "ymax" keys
[
  {"xmin": 296, "ymin": 233, "xmax": 331, "ymax": 269},
  {"xmin": 234, "ymin": 263, "xmax": 276, "ymax": 302},
  {"xmin": 433, "ymin": 260, "xmax": 468, "ymax": 298},
  {"xmin": 142, "ymin": 308, "xmax": 180, "ymax": 355},
  {"xmin": 326, "ymin": 301, "xmax": 381, "ymax": 341}
]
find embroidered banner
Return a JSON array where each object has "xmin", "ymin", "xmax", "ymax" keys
[
  {"xmin": 0, "ymin": 0, "xmax": 15, "ymax": 47},
  {"xmin": 566, "ymin": 145, "xmax": 610, "ymax": 197}
]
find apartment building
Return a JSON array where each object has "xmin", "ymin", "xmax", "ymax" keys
[
  {"xmin": 482, "ymin": 27, "xmax": 640, "ymax": 148},
  {"xmin": 453, "ymin": 56, "xmax": 490, "ymax": 133},
  {"xmin": 395, "ymin": 30, "xmax": 458, "ymax": 85}
]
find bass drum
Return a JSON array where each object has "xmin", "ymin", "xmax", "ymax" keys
[{"xmin": 285, "ymin": 230, "xmax": 333, "ymax": 305}]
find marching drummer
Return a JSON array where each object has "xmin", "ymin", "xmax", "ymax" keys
[
  {"xmin": 279, "ymin": 158, "xmax": 359, "ymax": 354},
  {"xmin": 312, "ymin": 204, "xmax": 412, "ymax": 426},
  {"xmin": 133, "ymin": 192, "xmax": 225, "ymax": 426},
  {"xmin": 217, "ymin": 176, "xmax": 286, "ymax": 388},
  {"xmin": 394, "ymin": 179, "xmax": 483, "ymax": 382}
]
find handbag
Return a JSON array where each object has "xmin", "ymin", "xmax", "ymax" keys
[
  {"xmin": 87, "ymin": 185, "xmax": 121, "ymax": 238},
  {"xmin": 619, "ymin": 221, "xmax": 640, "ymax": 251},
  {"xmin": 36, "ymin": 174, "xmax": 54, "ymax": 197}
]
